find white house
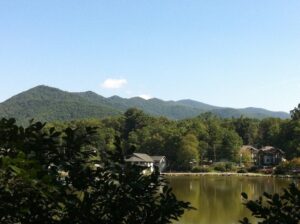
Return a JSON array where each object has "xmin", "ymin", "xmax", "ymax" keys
[
  {"xmin": 125, "ymin": 153, "xmax": 155, "ymax": 173},
  {"xmin": 125, "ymin": 153, "xmax": 167, "ymax": 173}
]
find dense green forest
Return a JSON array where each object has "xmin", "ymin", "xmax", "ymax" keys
[
  {"xmin": 0, "ymin": 85, "xmax": 289, "ymax": 125},
  {"xmin": 43, "ymin": 104, "xmax": 300, "ymax": 171}
]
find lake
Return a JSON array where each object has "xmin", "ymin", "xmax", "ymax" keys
[{"xmin": 167, "ymin": 175, "xmax": 297, "ymax": 224}]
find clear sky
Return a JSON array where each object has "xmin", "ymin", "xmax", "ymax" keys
[{"xmin": 0, "ymin": 0, "xmax": 299, "ymax": 112}]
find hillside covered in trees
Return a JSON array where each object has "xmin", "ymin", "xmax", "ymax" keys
[{"xmin": 0, "ymin": 85, "xmax": 289, "ymax": 125}]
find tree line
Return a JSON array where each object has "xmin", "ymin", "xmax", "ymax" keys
[{"xmin": 46, "ymin": 104, "xmax": 300, "ymax": 171}]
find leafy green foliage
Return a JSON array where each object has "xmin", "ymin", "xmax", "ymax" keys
[
  {"xmin": 273, "ymin": 158, "xmax": 300, "ymax": 175},
  {"xmin": 176, "ymin": 133, "xmax": 200, "ymax": 170},
  {"xmin": 232, "ymin": 117, "xmax": 259, "ymax": 145},
  {"xmin": 291, "ymin": 104, "xmax": 300, "ymax": 121},
  {"xmin": 0, "ymin": 118, "xmax": 192, "ymax": 224},
  {"xmin": 279, "ymin": 119, "xmax": 300, "ymax": 159},
  {"xmin": 213, "ymin": 162, "xmax": 237, "ymax": 172},
  {"xmin": 258, "ymin": 118, "xmax": 282, "ymax": 147},
  {"xmin": 221, "ymin": 130, "xmax": 243, "ymax": 162},
  {"xmin": 240, "ymin": 183, "xmax": 300, "ymax": 224},
  {"xmin": 191, "ymin": 166, "xmax": 212, "ymax": 173}
]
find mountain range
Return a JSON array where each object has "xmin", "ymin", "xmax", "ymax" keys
[{"xmin": 0, "ymin": 85, "xmax": 290, "ymax": 124}]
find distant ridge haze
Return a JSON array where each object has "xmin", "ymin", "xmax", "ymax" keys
[{"xmin": 0, "ymin": 85, "xmax": 290, "ymax": 124}]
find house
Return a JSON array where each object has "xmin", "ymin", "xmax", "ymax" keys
[
  {"xmin": 256, "ymin": 146, "xmax": 285, "ymax": 166},
  {"xmin": 240, "ymin": 145, "xmax": 259, "ymax": 165},
  {"xmin": 151, "ymin": 156, "xmax": 167, "ymax": 173},
  {"xmin": 125, "ymin": 153, "xmax": 155, "ymax": 173},
  {"xmin": 125, "ymin": 153, "xmax": 166, "ymax": 173},
  {"xmin": 240, "ymin": 145, "xmax": 285, "ymax": 167}
]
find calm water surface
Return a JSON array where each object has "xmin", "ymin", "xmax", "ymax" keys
[{"xmin": 167, "ymin": 175, "xmax": 298, "ymax": 224}]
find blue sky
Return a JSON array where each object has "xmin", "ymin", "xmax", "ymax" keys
[{"xmin": 0, "ymin": 0, "xmax": 299, "ymax": 112}]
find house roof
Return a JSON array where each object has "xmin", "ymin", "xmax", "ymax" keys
[
  {"xmin": 240, "ymin": 145, "xmax": 259, "ymax": 153},
  {"xmin": 125, "ymin": 153, "xmax": 154, "ymax": 163},
  {"xmin": 259, "ymin": 146, "xmax": 285, "ymax": 154},
  {"xmin": 151, "ymin": 156, "xmax": 165, "ymax": 162}
]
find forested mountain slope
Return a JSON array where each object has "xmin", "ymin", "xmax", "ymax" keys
[{"xmin": 0, "ymin": 85, "xmax": 289, "ymax": 124}]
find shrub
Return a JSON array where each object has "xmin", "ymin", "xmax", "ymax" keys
[
  {"xmin": 225, "ymin": 162, "xmax": 237, "ymax": 171},
  {"xmin": 259, "ymin": 167, "xmax": 274, "ymax": 174},
  {"xmin": 273, "ymin": 163, "xmax": 289, "ymax": 175},
  {"xmin": 274, "ymin": 158, "xmax": 300, "ymax": 175},
  {"xmin": 214, "ymin": 163, "xmax": 227, "ymax": 172},
  {"xmin": 247, "ymin": 166, "xmax": 259, "ymax": 173},
  {"xmin": 290, "ymin": 157, "xmax": 300, "ymax": 168},
  {"xmin": 214, "ymin": 162, "xmax": 237, "ymax": 172},
  {"xmin": 191, "ymin": 166, "xmax": 211, "ymax": 173},
  {"xmin": 237, "ymin": 169, "xmax": 248, "ymax": 173}
]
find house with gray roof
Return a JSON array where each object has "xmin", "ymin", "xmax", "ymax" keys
[
  {"xmin": 125, "ymin": 153, "xmax": 166, "ymax": 173},
  {"xmin": 125, "ymin": 153, "xmax": 155, "ymax": 173},
  {"xmin": 240, "ymin": 145, "xmax": 285, "ymax": 167},
  {"xmin": 256, "ymin": 146, "xmax": 285, "ymax": 166}
]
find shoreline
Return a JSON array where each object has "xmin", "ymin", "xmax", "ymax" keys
[{"xmin": 161, "ymin": 172, "xmax": 300, "ymax": 179}]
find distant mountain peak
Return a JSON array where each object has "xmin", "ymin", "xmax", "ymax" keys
[
  {"xmin": 31, "ymin": 85, "xmax": 61, "ymax": 91},
  {"xmin": 129, "ymin": 96, "xmax": 145, "ymax": 101},
  {"xmin": 109, "ymin": 95, "xmax": 124, "ymax": 100}
]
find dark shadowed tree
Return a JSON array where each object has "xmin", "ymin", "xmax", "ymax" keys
[
  {"xmin": 240, "ymin": 183, "xmax": 300, "ymax": 224},
  {"xmin": 258, "ymin": 118, "xmax": 282, "ymax": 147},
  {"xmin": 291, "ymin": 103, "xmax": 300, "ymax": 121},
  {"xmin": 233, "ymin": 117, "xmax": 259, "ymax": 145},
  {"xmin": 123, "ymin": 108, "xmax": 150, "ymax": 140},
  {"xmin": 0, "ymin": 118, "xmax": 192, "ymax": 224}
]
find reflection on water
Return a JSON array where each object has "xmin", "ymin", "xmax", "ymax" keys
[{"xmin": 167, "ymin": 175, "xmax": 297, "ymax": 224}]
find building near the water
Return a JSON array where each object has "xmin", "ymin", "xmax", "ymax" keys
[
  {"xmin": 240, "ymin": 145, "xmax": 285, "ymax": 167},
  {"xmin": 240, "ymin": 145, "xmax": 259, "ymax": 165},
  {"xmin": 125, "ymin": 153, "xmax": 166, "ymax": 173},
  {"xmin": 256, "ymin": 146, "xmax": 285, "ymax": 166}
]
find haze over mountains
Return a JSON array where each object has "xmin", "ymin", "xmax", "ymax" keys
[{"xmin": 0, "ymin": 85, "xmax": 289, "ymax": 124}]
